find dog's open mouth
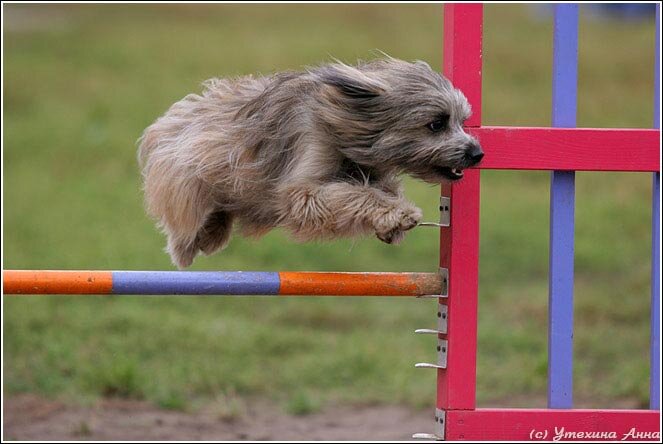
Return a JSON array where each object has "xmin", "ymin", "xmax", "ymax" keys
[{"xmin": 436, "ymin": 167, "xmax": 464, "ymax": 181}]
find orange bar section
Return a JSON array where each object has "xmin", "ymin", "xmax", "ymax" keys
[
  {"xmin": 3, "ymin": 270, "xmax": 113, "ymax": 294},
  {"xmin": 278, "ymin": 272, "xmax": 442, "ymax": 296}
]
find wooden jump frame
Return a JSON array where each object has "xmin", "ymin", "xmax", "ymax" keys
[
  {"xmin": 418, "ymin": 3, "xmax": 660, "ymax": 441},
  {"xmin": 2, "ymin": 3, "xmax": 660, "ymax": 441}
]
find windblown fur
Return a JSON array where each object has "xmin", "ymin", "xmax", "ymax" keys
[{"xmin": 138, "ymin": 57, "xmax": 483, "ymax": 268}]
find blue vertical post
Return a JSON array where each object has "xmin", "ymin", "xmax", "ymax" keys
[
  {"xmin": 548, "ymin": 4, "xmax": 578, "ymax": 410},
  {"xmin": 650, "ymin": 3, "xmax": 660, "ymax": 411}
]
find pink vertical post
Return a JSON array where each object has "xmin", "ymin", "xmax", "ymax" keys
[{"xmin": 438, "ymin": 3, "xmax": 483, "ymax": 411}]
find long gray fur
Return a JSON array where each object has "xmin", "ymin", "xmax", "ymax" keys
[{"xmin": 138, "ymin": 57, "xmax": 482, "ymax": 268}]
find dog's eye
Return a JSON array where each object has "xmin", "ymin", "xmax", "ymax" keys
[{"xmin": 427, "ymin": 114, "xmax": 450, "ymax": 132}]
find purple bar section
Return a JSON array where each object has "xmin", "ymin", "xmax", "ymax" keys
[
  {"xmin": 548, "ymin": 4, "xmax": 578, "ymax": 410},
  {"xmin": 650, "ymin": 3, "xmax": 660, "ymax": 411},
  {"xmin": 651, "ymin": 172, "xmax": 660, "ymax": 410},
  {"xmin": 112, "ymin": 271, "xmax": 281, "ymax": 295}
]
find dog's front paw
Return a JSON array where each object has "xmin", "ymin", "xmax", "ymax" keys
[{"xmin": 374, "ymin": 205, "xmax": 423, "ymax": 244}]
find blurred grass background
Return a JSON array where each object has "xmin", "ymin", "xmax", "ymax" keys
[{"xmin": 3, "ymin": 4, "xmax": 657, "ymax": 414}]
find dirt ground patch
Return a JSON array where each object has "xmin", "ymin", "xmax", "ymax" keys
[{"xmin": 3, "ymin": 394, "xmax": 433, "ymax": 441}]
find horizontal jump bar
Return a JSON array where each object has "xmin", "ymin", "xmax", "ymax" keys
[
  {"xmin": 445, "ymin": 408, "xmax": 660, "ymax": 441},
  {"xmin": 2, "ymin": 270, "xmax": 443, "ymax": 296},
  {"xmin": 468, "ymin": 126, "xmax": 660, "ymax": 172}
]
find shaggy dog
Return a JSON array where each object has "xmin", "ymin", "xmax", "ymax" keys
[{"xmin": 138, "ymin": 58, "xmax": 483, "ymax": 268}]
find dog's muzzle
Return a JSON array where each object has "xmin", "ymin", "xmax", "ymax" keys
[
  {"xmin": 464, "ymin": 142, "xmax": 484, "ymax": 167},
  {"xmin": 428, "ymin": 142, "xmax": 484, "ymax": 182}
]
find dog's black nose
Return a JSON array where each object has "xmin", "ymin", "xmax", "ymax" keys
[{"xmin": 465, "ymin": 143, "xmax": 484, "ymax": 165}]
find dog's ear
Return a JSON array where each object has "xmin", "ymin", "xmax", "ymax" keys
[
  {"xmin": 317, "ymin": 64, "xmax": 386, "ymax": 99},
  {"xmin": 322, "ymin": 74, "xmax": 383, "ymax": 99}
]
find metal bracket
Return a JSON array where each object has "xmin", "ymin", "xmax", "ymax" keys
[
  {"xmin": 415, "ymin": 337, "xmax": 448, "ymax": 369},
  {"xmin": 417, "ymin": 268, "xmax": 448, "ymax": 298},
  {"xmin": 412, "ymin": 409, "xmax": 445, "ymax": 441},
  {"xmin": 412, "ymin": 433, "xmax": 440, "ymax": 440},
  {"xmin": 416, "ymin": 196, "xmax": 450, "ymax": 229},
  {"xmin": 414, "ymin": 303, "xmax": 447, "ymax": 335},
  {"xmin": 434, "ymin": 408, "xmax": 446, "ymax": 440},
  {"xmin": 438, "ymin": 303, "xmax": 448, "ymax": 333},
  {"xmin": 439, "ymin": 196, "xmax": 450, "ymax": 227},
  {"xmin": 439, "ymin": 268, "xmax": 448, "ymax": 297},
  {"xmin": 418, "ymin": 222, "xmax": 445, "ymax": 228}
]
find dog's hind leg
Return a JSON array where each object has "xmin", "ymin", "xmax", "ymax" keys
[
  {"xmin": 153, "ymin": 178, "xmax": 216, "ymax": 269},
  {"xmin": 195, "ymin": 210, "xmax": 235, "ymax": 256},
  {"xmin": 165, "ymin": 210, "xmax": 233, "ymax": 268},
  {"xmin": 167, "ymin": 233, "xmax": 199, "ymax": 270}
]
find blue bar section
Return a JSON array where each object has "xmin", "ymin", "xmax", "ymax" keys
[
  {"xmin": 651, "ymin": 173, "xmax": 660, "ymax": 410},
  {"xmin": 548, "ymin": 3, "xmax": 578, "ymax": 410},
  {"xmin": 650, "ymin": 3, "xmax": 660, "ymax": 411},
  {"xmin": 112, "ymin": 271, "xmax": 281, "ymax": 295}
]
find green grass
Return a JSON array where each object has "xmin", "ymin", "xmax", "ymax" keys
[{"xmin": 3, "ymin": 4, "xmax": 657, "ymax": 411}]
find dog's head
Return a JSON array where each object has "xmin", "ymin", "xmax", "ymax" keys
[{"xmin": 312, "ymin": 58, "xmax": 483, "ymax": 183}]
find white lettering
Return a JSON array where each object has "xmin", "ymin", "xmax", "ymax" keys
[
  {"xmin": 622, "ymin": 428, "xmax": 660, "ymax": 440},
  {"xmin": 555, "ymin": 428, "xmax": 619, "ymax": 440}
]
